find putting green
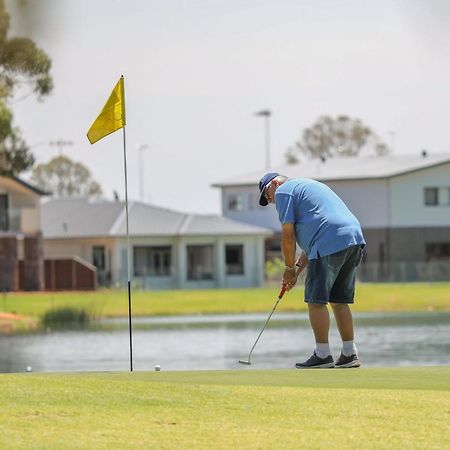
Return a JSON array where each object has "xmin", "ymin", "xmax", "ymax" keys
[{"xmin": 0, "ymin": 367, "xmax": 448, "ymax": 449}]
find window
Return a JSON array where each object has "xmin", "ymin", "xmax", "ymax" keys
[
  {"xmin": 92, "ymin": 246, "xmax": 105, "ymax": 270},
  {"xmin": 426, "ymin": 243, "xmax": 450, "ymax": 261},
  {"xmin": 0, "ymin": 194, "xmax": 9, "ymax": 231},
  {"xmin": 424, "ymin": 188, "xmax": 438, "ymax": 205},
  {"xmin": 187, "ymin": 245, "xmax": 214, "ymax": 280},
  {"xmin": 440, "ymin": 187, "xmax": 450, "ymax": 205},
  {"xmin": 424, "ymin": 187, "xmax": 450, "ymax": 206},
  {"xmin": 227, "ymin": 194, "xmax": 243, "ymax": 211},
  {"xmin": 248, "ymin": 193, "xmax": 258, "ymax": 210},
  {"xmin": 133, "ymin": 246, "xmax": 171, "ymax": 276},
  {"xmin": 225, "ymin": 244, "xmax": 244, "ymax": 275}
]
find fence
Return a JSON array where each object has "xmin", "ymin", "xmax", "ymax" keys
[
  {"xmin": 43, "ymin": 256, "xmax": 97, "ymax": 291},
  {"xmin": 265, "ymin": 259, "xmax": 450, "ymax": 284},
  {"xmin": 357, "ymin": 261, "xmax": 450, "ymax": 283}
]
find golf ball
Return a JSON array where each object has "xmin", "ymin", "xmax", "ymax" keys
[{"xmin": 155, "ymin": 365, "xmax": 161, "ymax": 371}]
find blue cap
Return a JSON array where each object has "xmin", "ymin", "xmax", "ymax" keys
[{"xmin": 258, "ymin": 172, "xmax": 279, "ymax": 206}]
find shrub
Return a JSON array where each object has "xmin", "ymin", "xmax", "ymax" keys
[
  {"xmin": 265, "ymin": 257, "xmax": 285, "ymax": 281},
  {"xmin": 265, "ymin": 257, "xmax": 307, "ymax": 284},
  {"xmin": 41, "ymin": 307, "xmax": 90, "ymax": 329}
]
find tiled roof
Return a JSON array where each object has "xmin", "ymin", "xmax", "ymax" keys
[{"xmin": 42, "ymin": 198, "xmax": 272, "ymax": 238}]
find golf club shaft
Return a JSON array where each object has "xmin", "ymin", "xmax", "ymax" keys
[{"xmin": 243, "ymin": 285, "xmax": 287, "ymax": 362}]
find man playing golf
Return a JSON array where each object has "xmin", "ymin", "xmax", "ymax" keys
[{"xmin": 259, "ymin": 172, "xmax": 365, "ymax": 368}]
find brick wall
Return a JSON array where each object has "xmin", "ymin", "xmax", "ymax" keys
[
  {"xmin": 22, "ymin": 232, "xmax": 44, "ymax": 291},
  {"xmin": 0, "ymin": 236, "xmax": 18, "ymax": 291}
]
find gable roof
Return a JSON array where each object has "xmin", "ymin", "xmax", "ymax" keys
[
  {"xmin": 212, "ymin": 152, "xmax": 450, "ymax": 187},
  {"xmin": 42, "ymin": 198, "xmax": 272, "ymax": 239},
  {"xmin": 0, "ymin": 175, "xmax": 49, "ymax": 195}
]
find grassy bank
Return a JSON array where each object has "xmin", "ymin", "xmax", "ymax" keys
[
  {"xmin": 0, "ymin": 367, "xmax": 448, "ymax": 449},
  {"xmin": 1, "ymin": 283, "xmax": 449, "ymax": 321}
]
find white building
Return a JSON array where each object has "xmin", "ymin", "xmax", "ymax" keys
[
  {"xmin": 42, "ymin": 198, "xmax": 272, "ymax": 289},
  {"xmin": 213, "ymin": 152, "xmax": 450, "ymax": 280}
]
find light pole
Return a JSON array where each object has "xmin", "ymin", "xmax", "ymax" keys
[
  {"xmin": 137, "ymin": 144, "xmax": 148, "ymax": 202},
  {"xmin": 50, "ymin": 139, "xmax": 73, "ymax": 156},
  {"xmin": 255, "ymin": 110, "xmax": 272, "ymax": 169}
]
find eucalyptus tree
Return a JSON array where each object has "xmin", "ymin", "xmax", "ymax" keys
[
  {"xmin": 286, "ymin": 115, "xmax": 389, "ymax": 164},
  {"xmin": 0, "ymin": 0, "xmax": 53, "ymax": 175},
  {"xmin": 31, "ymin": 155, "xmax": 103, "ymax": 198}
]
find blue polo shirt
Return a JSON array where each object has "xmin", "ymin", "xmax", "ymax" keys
[{"xmin": 275, "ymin": 178, "xmax": 365, "ymax": 260}]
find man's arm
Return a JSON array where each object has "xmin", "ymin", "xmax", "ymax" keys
[
  {"xmin": 281, "ymin": 223, "xmax": 297, "ymax": 290},
  {"xmin": 281, "ymin": 223, "xmax": 296, "ymax": 266},
  {"xmin": 296, "ymin": 252, "xmax": 308, "ymax": 272}
]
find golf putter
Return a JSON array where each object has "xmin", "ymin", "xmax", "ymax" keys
[{"xmin": 238, "ymin": 284, "xmax": 287, "ymax": 366}]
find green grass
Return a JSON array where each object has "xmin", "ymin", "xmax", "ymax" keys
[
  {"xmin": 0, "ymin": 367, "xmax": 448, "ymax": 449},
  {"xmin": 1, "ymin": 282, "xmax": 449, "ymax": 320}
]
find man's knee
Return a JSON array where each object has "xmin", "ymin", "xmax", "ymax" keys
[
  {"xmin": 330, "ymin": 302, "xmax": 349, "ymax": 309},
  {"xmin": 308, "ymin": 302, "xmax": 327, "ymax": 309}
]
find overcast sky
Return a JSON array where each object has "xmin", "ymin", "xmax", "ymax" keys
[{"xmin": 7, "ymin": 0, "xmax": 450, "ymax": 213}]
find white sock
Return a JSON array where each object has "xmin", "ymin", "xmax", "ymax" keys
[
  {"xmin": 342, "ymin": 340, "xmax": 357, "ymax": 357},
  {"xmin": 315, "ymin": 342, "xmax": 331, "ymax": 359}
]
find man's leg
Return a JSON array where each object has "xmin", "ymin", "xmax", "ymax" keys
[
  {"xmin": 330, "ymin": 303, "xmax": 354, "ymax": 342},
  {"xmin": 296, "ymin": 256, "xmax": 335, "ymax": 368},
  {"xmin": 308, "ymin": 303, "xmax": 330, "ymax": 345},
  {"xmin": 330, "ymin": 302, "xmax": 359, "ymax": 367},
  {"xmin": 308, "ymin": 303, "xmax": 333, "ymax": 359},
  {"xmin": 328, "ymin": 246, "xmax": 363, "ymax": 367},
  {"xmin": 296, "ymin": 302, "xmax": 334, "ymax": 368}
]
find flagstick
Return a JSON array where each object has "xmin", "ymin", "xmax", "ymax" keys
[{"xmin": 122, "ymin": 125, "xmax": 133, "ymax": 372}]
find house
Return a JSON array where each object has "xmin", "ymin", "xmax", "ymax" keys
[
  {"xmin": 212, "ymin": 152, "xmax": 450, "ymax": 281},
  {"xmin": 0, "ymin": 176, "xmax": 96, "ymax": 291},
  {"xmin": 42, "ymin": 198, "xmax": 272, "ymax": 289},
  {"xmin": 0, "ymin": 176, "xmax": 46, "ymax": 291}
]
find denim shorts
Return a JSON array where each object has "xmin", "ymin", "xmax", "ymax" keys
[{"xmin": 304, "ymin": 245, "xmax": 364, "ymax": 304}]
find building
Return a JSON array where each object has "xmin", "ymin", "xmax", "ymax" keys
[
  {"xmin": 42, "ymin": 198, "xmax": 272, "ymax": 289},
  {"xmin": 0, "ymin": 176, "xmax": 46, "ymax": 291},
  {"xmin": 213, "ymin": 152, "xmax": 450, "ymax": 281}
]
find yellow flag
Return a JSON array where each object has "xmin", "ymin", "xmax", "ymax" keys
[{"xmin": 87, "ymin": 76, "xmax": 126, "ymax": 144}]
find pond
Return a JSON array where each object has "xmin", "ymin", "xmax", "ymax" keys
[{"xmin": 0, "ymin": 312, "xmax": 449, "ymax": 373}]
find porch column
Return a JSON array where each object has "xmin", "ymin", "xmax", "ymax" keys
[
  {"xmin": 215, "ymin": 238, "xmax": 225, "ymax": 288},
  {"xmin": 255, "ymin": 237, "xmax": 265, "ymax": 287},
  {"xmin": 175, "ymin": 239, "xmax": 185, "ymax": 289}
]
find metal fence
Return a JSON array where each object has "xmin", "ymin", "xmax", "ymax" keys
[
  {"xmin": 357, "ymin": 261, "xmax": 450, "ymax": 283},
  {"xmin": 265, "ymin": 260, "xmax": 450, "ymax": 284}
]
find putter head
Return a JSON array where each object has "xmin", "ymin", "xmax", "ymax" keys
[{"xmin": 238, "ymin": 360, "xmax": 251, "ymax": 365}]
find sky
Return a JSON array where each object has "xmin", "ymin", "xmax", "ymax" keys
[{"xmin": 6, "ymin": 0, "xmax": 450, "ymax": 213}]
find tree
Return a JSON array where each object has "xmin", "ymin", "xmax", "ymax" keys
[
  {"xmin": 286, "ymin": 115, "xmax": 389, "ymax": 164},
  {"xmin": 0, "ymin": 128, "xmax": 33, "ymax": 173},
  {"xmin": 0, "ymin": 0, "xmax": 53, "ymax": 175},
  {"xmin": 30, "ymin": 155, "xmax": 103, "ymax": 198}
]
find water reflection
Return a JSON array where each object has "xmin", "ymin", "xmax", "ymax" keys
[{"xmin": 0, "ymin": 312, "xmax": 449, "ymax": 373}]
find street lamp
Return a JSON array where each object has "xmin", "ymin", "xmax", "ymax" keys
[{"xmin": 254, "ymin": 109, "xmax": 272, "ymax": 170}]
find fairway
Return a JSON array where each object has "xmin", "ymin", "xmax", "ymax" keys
[
  {"xmin": 0, "ymin": 367, "xmax": 449, "ymax": 449},
  {"xmin": 2, "ymin": 282, "xmax": 450, "ymax": 324}
]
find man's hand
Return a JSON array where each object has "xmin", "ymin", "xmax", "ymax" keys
[
  {"xmin": 282, "ymin": 266, "xmax": 298, "ymax": 291},
  {"xmin": 282, "ymin": 252, "xmax": 308, "ymax": 291}
]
